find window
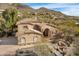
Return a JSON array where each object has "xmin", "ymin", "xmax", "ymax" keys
[
  {"xmin": 43, "ymin": 28, "xmax": 50, "ymax": 37},
  {"xmin": 33, "ymin": 25, "xmax": 41, "ymax": 32},
  {"xmin": 19, "ymin": 37, "xmax": 26, "ymax": 45},
  {"xmin": 33, "ymin": 36, "xmax": 38, "ymax": 43},
  {"xmin": 23, "ymin": 26, "xmax": 28, "ymax": 29}
]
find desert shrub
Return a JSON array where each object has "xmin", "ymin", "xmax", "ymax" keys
[
  {"xmin": 73, "ymin": 37, "xmax": 79, "ymax": 56},
  {"xmin": 33, "ymin": 44, "xmax": 53, "ymax": 56}
]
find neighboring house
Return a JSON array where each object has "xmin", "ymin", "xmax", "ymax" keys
[
  {"xmin": 0, "ymin": 9, "xmax": 5, "ymax": 16},
  {"xmin": 16, "ymin": 18, "xmax": 60, "ymax": 46},
  {"xmin": 75, "ymin": 19, "xmax": 79, "ymax": 25}
]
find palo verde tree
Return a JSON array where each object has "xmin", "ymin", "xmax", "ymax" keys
[{"xmin": 2, "ymin": 7, "xmax": 18, "ymax": 36}]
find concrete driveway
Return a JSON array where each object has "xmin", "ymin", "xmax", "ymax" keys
[{"xmin": 0, "ymin": 37, "xmax": 18, "ymax": 45}]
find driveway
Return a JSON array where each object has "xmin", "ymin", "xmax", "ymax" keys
[{"xmin": 0, "ymin": 37, "xmax": 18, "ymax": 45}]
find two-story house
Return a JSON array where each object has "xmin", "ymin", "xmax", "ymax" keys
[{"xmin": 16, "ymin": 18, "xmax": 60, "ymax": 46}]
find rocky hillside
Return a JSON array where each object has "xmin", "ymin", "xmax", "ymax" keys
[
  {"xmin": 0, "ymin": 3, "xmax": 12, "ymax": 9},
  {"xmin": 0, "ymin": 3, "xmax": 79, "ymax": 56},
  {"xmin": 0, "ymin": 3, "xmax": 78, "ymax": 20},
  {"xmin": 16, "ymin": 4, "xmax": 79, "ymax": 22},
  {"xmin": 0, "ymin": 3, "xmax": 79, "ymax": 33}
]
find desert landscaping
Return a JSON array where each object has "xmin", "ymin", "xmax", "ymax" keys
[{"xmin": 0, "ymin": 3, "xmax": 79, "ymax": 56}]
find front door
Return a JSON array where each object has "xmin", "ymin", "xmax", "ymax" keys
[
  {"xmin": 18, "ymin": 37, "xmax": 26, "ymax": 45},
  {"xmin": 33, "ymin": 36, "xmax": 38, "ymax": 44}
]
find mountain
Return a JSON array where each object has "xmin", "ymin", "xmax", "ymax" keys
[
  {"xmin": 36, "ymin": 7, "xmax": 65, "ymax": 17},
  {"xmin": 0, "ymin": 3, "xmax": 12, "ymax": 9},
  {"xmin": 0, "ymin": 3, "xmax": 79, "ymax": 34},
  {"xmin": 0, "ymin": 3, "xmax": 78, "ymax": 20},
  {"xmin": 13, "ymin": 4, "xmax": 34, "ymax": 12},
  {"xmin": 0, "ymin": 3, "xmax": 79, "ymax": 21},
  {"xmin": 36, "ymin": 7, "xmax": 66, "ymax": 20}
]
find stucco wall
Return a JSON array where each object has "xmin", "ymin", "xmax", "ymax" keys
[
  {"xmin": 18, "ymin": 34, "xmax": 42, "ymax": 45},
  {"xmin": 17, "ymin": 22, "xmax": 60, "ymax": 46}
]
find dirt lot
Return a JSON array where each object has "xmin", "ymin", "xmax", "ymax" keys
[{"xmin": 0, "ymin": 45, "xmax": 18, "ymax": 56}]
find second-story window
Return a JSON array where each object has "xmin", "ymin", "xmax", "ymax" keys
[
  {"xmin": 23, "ymin": 26, "xmax": 28, "ymax": 29},
  {"xmin": 33, "ymin": 25, "xmax": 41, "ymax": 32},
  {"xmin": 43, "ymin": 28, "xmax": 50, "ymax": 37}
]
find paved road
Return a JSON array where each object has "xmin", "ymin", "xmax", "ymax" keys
[
  {"xmin": 0, "ymin": 37, "xmax": 18, "ymax": 45},
  {"xmin": 0, "ymin": 37, "xmax": 18, "ymax": 55}
]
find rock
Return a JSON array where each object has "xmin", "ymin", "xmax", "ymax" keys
[{"xmin": 53, "ymin": 49, "xmax": 63, "ymax": 56}]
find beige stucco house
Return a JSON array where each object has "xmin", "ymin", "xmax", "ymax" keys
[{"xmin": 16, "ymin": 18, "xmax": 60, "ymax": 46}]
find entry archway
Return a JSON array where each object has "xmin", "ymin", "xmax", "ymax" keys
[
  {"xmin": 43, "ymin": 28, "xmax": 50, "ymax": 37},
  {"xmin": 18, "ymin": 37, "xmax": 26, "ymax": 45}
]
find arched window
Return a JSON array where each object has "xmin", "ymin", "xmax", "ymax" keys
[
  {"xmin": 23, "ymin": 25, "xmax": 28, "ymax": 29},
  {"xmin": 18, "ymin": 37, "xmax": 26, "ymax": 45},
  {"xmin": 33, "ymin": 25, "xmax": 41, "ymax": 32},
  {"xmin": 33, "ymin": 36, "xmax": 38, "ymax": 43},
  {"xmin": 43, "ymin": 28, "xmax": 50, "ymax": 37}
]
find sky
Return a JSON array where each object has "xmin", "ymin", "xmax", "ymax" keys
[{"xmin": 23, "ymin": 3, "xmax": 79, "ymax": 16}]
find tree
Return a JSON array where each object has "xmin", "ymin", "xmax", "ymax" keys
[{"xmin": 2, "ymin": 7, "xmax": 18, "ymax": 36}]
